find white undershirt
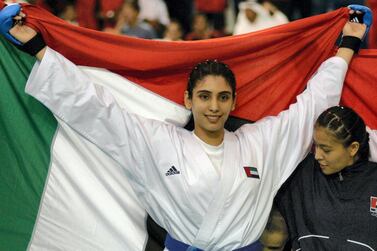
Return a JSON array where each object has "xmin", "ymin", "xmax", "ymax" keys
[{"xmin": 193, "ymin": 132, "xmax": 224, "ymax": 176}]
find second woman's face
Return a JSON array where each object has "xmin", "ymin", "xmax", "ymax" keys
[
  {"xmin": 184, "ymin": 75, "xmax": 235, "ymax": 145},
  {"xmin": 313, "ymin": 126, "xmax": 356, "ymax": 175}
]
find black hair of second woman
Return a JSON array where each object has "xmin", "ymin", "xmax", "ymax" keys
[
  {"xmin": 315, "ymin": 106, "xmax": 370, "ymax": 161},
  {"xmin": 187, "ymin": 60, "xmax": 236, "ymax": 99}
]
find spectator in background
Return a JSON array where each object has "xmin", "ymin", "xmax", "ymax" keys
[
  {"xmin": 59, "ymin": 2, "xmax": 78, "ymax": 25},
  {"xmin": 233, "ymin": 0, "xmax": 288, "ymax": 35},
  {"xmin": 195, "ymin": 0, "xmax": 227, "ymax": 33},
  {"xmin": 259, "ymin": 206, "xmax": 288, "ymax": 251},
  {"xmin": 164, "ymin": 0, "xmax": 193, "ymax": 37},
  {"xmin": 34, "ymin": 0, "xmax": 124, "ymax": 30},
  {"xmin": 163, "ymin": 19, "xmax": 183, "ymax": 41},
  {"xmin": 185, "ymin": 13, "xmax": 225, "ymax": 40},
  {"xmin": 138, "ymin": 0, "xmax": 170, "ymax": 38},
  {"xmin": 105, "ymin": 0, "xmax": 157, "ymax": 39},
  {"xmin": 35, "ymin": 0, "xmax": 80, "ymax": 27},
  {"xmin": 233, "ymin": 0, "xmax": 246, "ymax": 16}
]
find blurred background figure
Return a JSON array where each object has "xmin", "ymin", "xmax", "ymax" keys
[
  {"xmin": 138, "ymin": 0, "xmax": 170, "ymax": 37},
  {"xmin": 33, "ymin": 0, "xmax": 80, "ymax": 26},
  {"xmin": 34, "ymin": 0, "xmax": 123, "ymax": 30},
  {"xmin": 105, "ymin": 0, "xmax": 157, "ymax": 39},
  {"xmin": 233, "ymin": 0, "xmax": 246, "ymax": 16},
  {"xmin": 96, "ymin": 0, "xmax": 124, "ymax": 30},
  {"xmin": 195, "ymin": 0, "xmax": 227, "ymax": 33},
  {"xmin": 162, "ymin": 19, "xmax": 183, "ymax": 41},
  {"xmin": 185, "ymin": 13, "xmax": 226, "ymax": 40},
  {"xmin": 259, "ymin": 206, "xmax": 288, "ymax": 251},
  {"xmin": 164, "ymin": 0, "xmax": 193, "ymax": 36},
  {"xmin": 25, "ymin": 0, "xmax": 375, "ymax": 45},
  {"xmin": 233, "ymin": 0, "xmax": 288, "ymax": 35},
  {"xmin": 59, "ymin": 1, "xmax": 78, "ymax": 25}
]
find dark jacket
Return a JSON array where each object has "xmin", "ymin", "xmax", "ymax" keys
[{"xmin": 276, "ymin": 153, "xmax": 377, "ymax": 251}]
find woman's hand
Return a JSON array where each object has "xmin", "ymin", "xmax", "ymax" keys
[
  {"xmin": 9, "ymin": 11, "xmax": 37, "ymax": 44},
  {"xmin": 343, "ymin": 10, "xmax": 367, "ymax": 40}
]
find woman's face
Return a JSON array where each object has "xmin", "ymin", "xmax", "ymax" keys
[
  {"xmin": 121, "ymin": 3, "xmax": 138, "ymax": 24},
  {"xmin": 165, "ymin": 22, "xmax": 182, "ymax": 41},
  {"xmin": 313, "ymin": 126, "xmax": 358, "ymax": 175},
  {"xmin": 184, "ymin": 75, "xmax": 235, "ymax": 144},
  {"xmin": 193, "ymin": 15, "xmax": 208, "ymax": 32}
]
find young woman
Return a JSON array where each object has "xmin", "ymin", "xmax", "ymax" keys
[
  {"xmin": 0, "ymin": 3, "xmax": 369, "ymax": 251},
  {"xmin": 276, "ymin": 106, "xmax": 377, "ymax": 250}
]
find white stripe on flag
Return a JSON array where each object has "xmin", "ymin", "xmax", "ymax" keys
[
  {"xmin": 81, "ymin": 66, "xmax": 191, "ymax": 126},
  {"xmin": 28, "ymin": 66, "xmax": 191, "ymax": 250}
]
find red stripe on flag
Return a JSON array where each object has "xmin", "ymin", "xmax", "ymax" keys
[
  {"xmin": 371, "ymin": 197, "xmax": 377, "ymax": 209},
  {"xmin": 244, "ymin": 167, "xmax": 252, "ymax": 177},
  {"xmin": 5, "ymin": 3, "xmax": 376, "ymax": 129}
]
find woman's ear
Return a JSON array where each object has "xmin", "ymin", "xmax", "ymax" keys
[
  {"xmin": 348, "ymin": 141, "xmax": 360, "ymax": 158},
  {"xmin": 184, "ymin": 90, "xmax": 192, "ymax": 110},
  {"xmin": 231, "ymin": 93, "xmax": 237, "ymax": 111}
]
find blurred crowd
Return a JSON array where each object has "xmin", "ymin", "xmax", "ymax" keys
[{"xmin": 8, "ymin": 0, "xmax": 376, "ymax": 47}]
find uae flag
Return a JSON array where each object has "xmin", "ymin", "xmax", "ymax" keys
[
  {"xmin": 244, "ymin": 167, "xmax": 260, "ymax": 179},
  {"xmin": 1, "ymin": 2, "xmax": 377, "ymax": 251},
  {"xmin": 371, "ymin": 197, "xmax": 377, "ymax": 213}
]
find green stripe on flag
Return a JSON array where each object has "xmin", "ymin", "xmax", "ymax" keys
[
  {"xmin": 0, "ymin": 37, "xmax": 57, "ymax": 251},
  {"xmin": 250, "ymin": 167, "xmax": 258, "ymax": 172}
]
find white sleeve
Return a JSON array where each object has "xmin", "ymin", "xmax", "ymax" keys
[
  {"xmin": 238, "ymin": 56, "xmax": 348, "ymax": 189},
  {"xmin": 367, "ymin": 127, "xmax": 377, "ymax": 162},
  {"xmin": 25, "ymin": 47, "xmax": 168, "ymax": 183}
]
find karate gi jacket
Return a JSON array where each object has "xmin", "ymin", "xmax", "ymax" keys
[{"xmin": 24, "ymin": 48, "xmax": 348, "ymax": 250}]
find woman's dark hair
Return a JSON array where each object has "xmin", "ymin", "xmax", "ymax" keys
[
  {"xmin": 187, "ymin": 60, "xmax": 236, "ymax": 99},
  {"xmin": 315, "ymin": 106, "xmax": 370, "ymax": 161}
]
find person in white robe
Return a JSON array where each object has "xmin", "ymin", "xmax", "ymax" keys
[{"xmin": 233, "ymin": 0, "xmax": 288, "ymax": 35}]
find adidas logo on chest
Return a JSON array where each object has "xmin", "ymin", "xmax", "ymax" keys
[{"xmin": 165, "ymin": 166, "xmax": 180, "ymax": 176}]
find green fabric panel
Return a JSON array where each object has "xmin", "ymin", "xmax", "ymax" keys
[{"xmin": 0, "ymin": 37, "xmax": 57, "ymax": 251}]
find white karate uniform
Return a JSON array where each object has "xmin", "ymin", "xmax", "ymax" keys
[{"xmin": 25, "ymin": 48, "xmax": 348, "ymax": 250}]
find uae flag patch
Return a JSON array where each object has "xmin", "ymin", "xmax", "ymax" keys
[
  {"xmin": 371, "ymin": 196, "xmax": 377, "ymax": 214},
  {"xmin": 244, "ymin": 166, "xmax": 260, "ymax": 179}
]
